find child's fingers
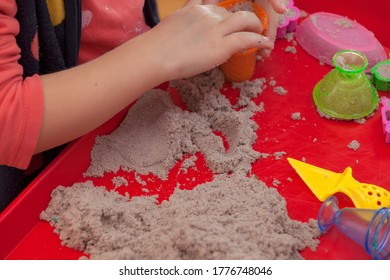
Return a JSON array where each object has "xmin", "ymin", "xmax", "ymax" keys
[
  {"xmin": 219, "ymin": 11, "xmax": 264, "ymax": 36},
  {"xmin": 203, "ymin": 0, "xmax": 221, "ymax": 4},
  {"xmin": 222, "ymin": 33, "xmax": 274, "ymax": 55},
  {"xmin": 257, "ymin": 0, "xmax": 280, "ymax": 47},
  {"xmin": 262, "ymin": 23, "xmax": 276, "ymax": 42},
  {"xmin": 266, "ymin": 0, "xmax": 287, "ymax": 14},
  {"xmin": 184, "ymin": 0, "xmax": 220, "ymax": 7},
  {"xmin": 185, "ymin": 0, "xmax": 220, "ymax": 7},
  {"xmin": 181, "ymin": 2, "xmax": 229, "ymax": 20},
  {"xmin": 183, "ymin": 0, "xmax": 203, "ymax": 7},
  {"xmin": 262, "ymin": 10, "xmax": 278, "ymax": 41}
]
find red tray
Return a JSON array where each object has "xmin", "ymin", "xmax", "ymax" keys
[{"xmin": 1, "ymin": 1, "xmax": 389, "ymax": 260}]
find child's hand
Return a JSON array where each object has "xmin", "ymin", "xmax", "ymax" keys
[
  {"xmin": 33, "ymin": 0, "xmax": 287, "ymax": 153},
  {"xmin": 256, "ymin": 0, "xmax": 286, "ymax": 43},
  {"xmin": 143, "ymin": 0, "xmax": 275, "ymax": 80}
]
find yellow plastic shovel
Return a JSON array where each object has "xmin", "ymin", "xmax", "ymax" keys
[{"xmin": 287, "ymin": 157, "xmax": 390, "ymax": 209}]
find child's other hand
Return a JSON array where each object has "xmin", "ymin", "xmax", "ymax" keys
[{"xmin": 144, "ymin": 0, "xmax": 274, "ymax": 80}]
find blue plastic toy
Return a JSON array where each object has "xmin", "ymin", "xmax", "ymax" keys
[{"xmin": 318, "ymin": 196, "xmax": 390, "ymax": 260}]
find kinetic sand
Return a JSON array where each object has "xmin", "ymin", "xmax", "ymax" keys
[
  {"xmin": 41, "ymin": 69, "xmax": 320, "ymax": 259},
  {"xmin": 84, "ymin": 69, "xmax": 261, "ymax": 178},
  {"xmin": 377, "ymin": 64, "xmax": 390, "ymax": 79},
  {"xmin": 41, "ymin": 176, "xmax": 319, "ymax": 260}
]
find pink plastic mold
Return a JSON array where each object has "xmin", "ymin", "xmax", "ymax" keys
[
  {"xmin": 295, "ymin": 12, "xmax": 387, "ymax": 69},
  {"xmin": 277, "ymin": 1, "xmax": 300, "ymax": 39},
  {"xmin": 285, "ymin": 6, "xmax": 300, "ymax": 32},
  {"xmin": 277, "ymin": 16, "xmax": 290, "ymax": 39},
  {"xmin": 381, "ymin": 98, "xmax": 390, "ymax": 144}
]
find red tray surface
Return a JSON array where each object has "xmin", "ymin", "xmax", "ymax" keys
[{"xmin": 1, "ymin": 1, "xmax": 389, "ymax": 260}]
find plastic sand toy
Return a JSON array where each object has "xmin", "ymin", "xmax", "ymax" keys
[
  {"xmin": 218, "ymin": 0, "xmax": 268, "ymax": 82},
  {"xmin": 381, "ymin": 97, "xmax": 390, "ymax": 143},
  {"xmin": 313, "ymin": 50, "xmax": 379, "ymax": 120},
  {"xmin": 295, "ymin": 12, "xmax": 387, "ymax": 69},
  {"xmin": 318, "ymin": 196, "xmax": 390, "ymax": 260},
  {"xmin": 287, "ymin": 157, "xmax": 390, "ymax": 209},
  {"xmin": 276, "ymin": 0, "xmax": 300, "ymax": 39},
  {"xmin": 371, "ymin": 59, "xmax": 390, "ymax": 92},
  {"xmin": 276, "ymin": 15, "xmax": 290, "ymax": 39}
]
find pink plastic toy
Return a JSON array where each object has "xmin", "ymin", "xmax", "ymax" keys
[
  {"xmin": 276, "ymin": 0, "xmax": 300, "ymax": 39},
  {"xmin": 285, "ymin": 6, "xmax": 300, "ymax": 32},
  {"xmin": 381, "ymin": 98, "xmax": 390, "ymax": 143},
  {"xmin": 277, "ymin": 16, "xmax": 289, "ymax": 39},
  {"xmin": 295, "ymin": 12, "xmax": 387, "ymax": 69}
]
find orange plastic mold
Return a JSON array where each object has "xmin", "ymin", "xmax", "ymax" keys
[{"xmin": 218, "ymin": 0, "xmax": 268, "ymax": 82}]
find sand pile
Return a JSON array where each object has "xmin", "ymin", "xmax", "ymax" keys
[
  {"xmin": 41, "ymin": 69, "xmax": 320, "ymax": 259},
  {"xmin": 41, "ymin": 176, "xmax": 319, "ymax": 260},
  {"xmin": 85, "ymin": 69, "xmax": 262, "ymax": 179}
]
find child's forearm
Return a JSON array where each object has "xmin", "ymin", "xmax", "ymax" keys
[
  {"xmin": 37, "ymin": 35, "xmax": 167, "ymax": 153},
  {"xmin": 37, "ymin": 2, "xmax": 275, "ymax": 153}
]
